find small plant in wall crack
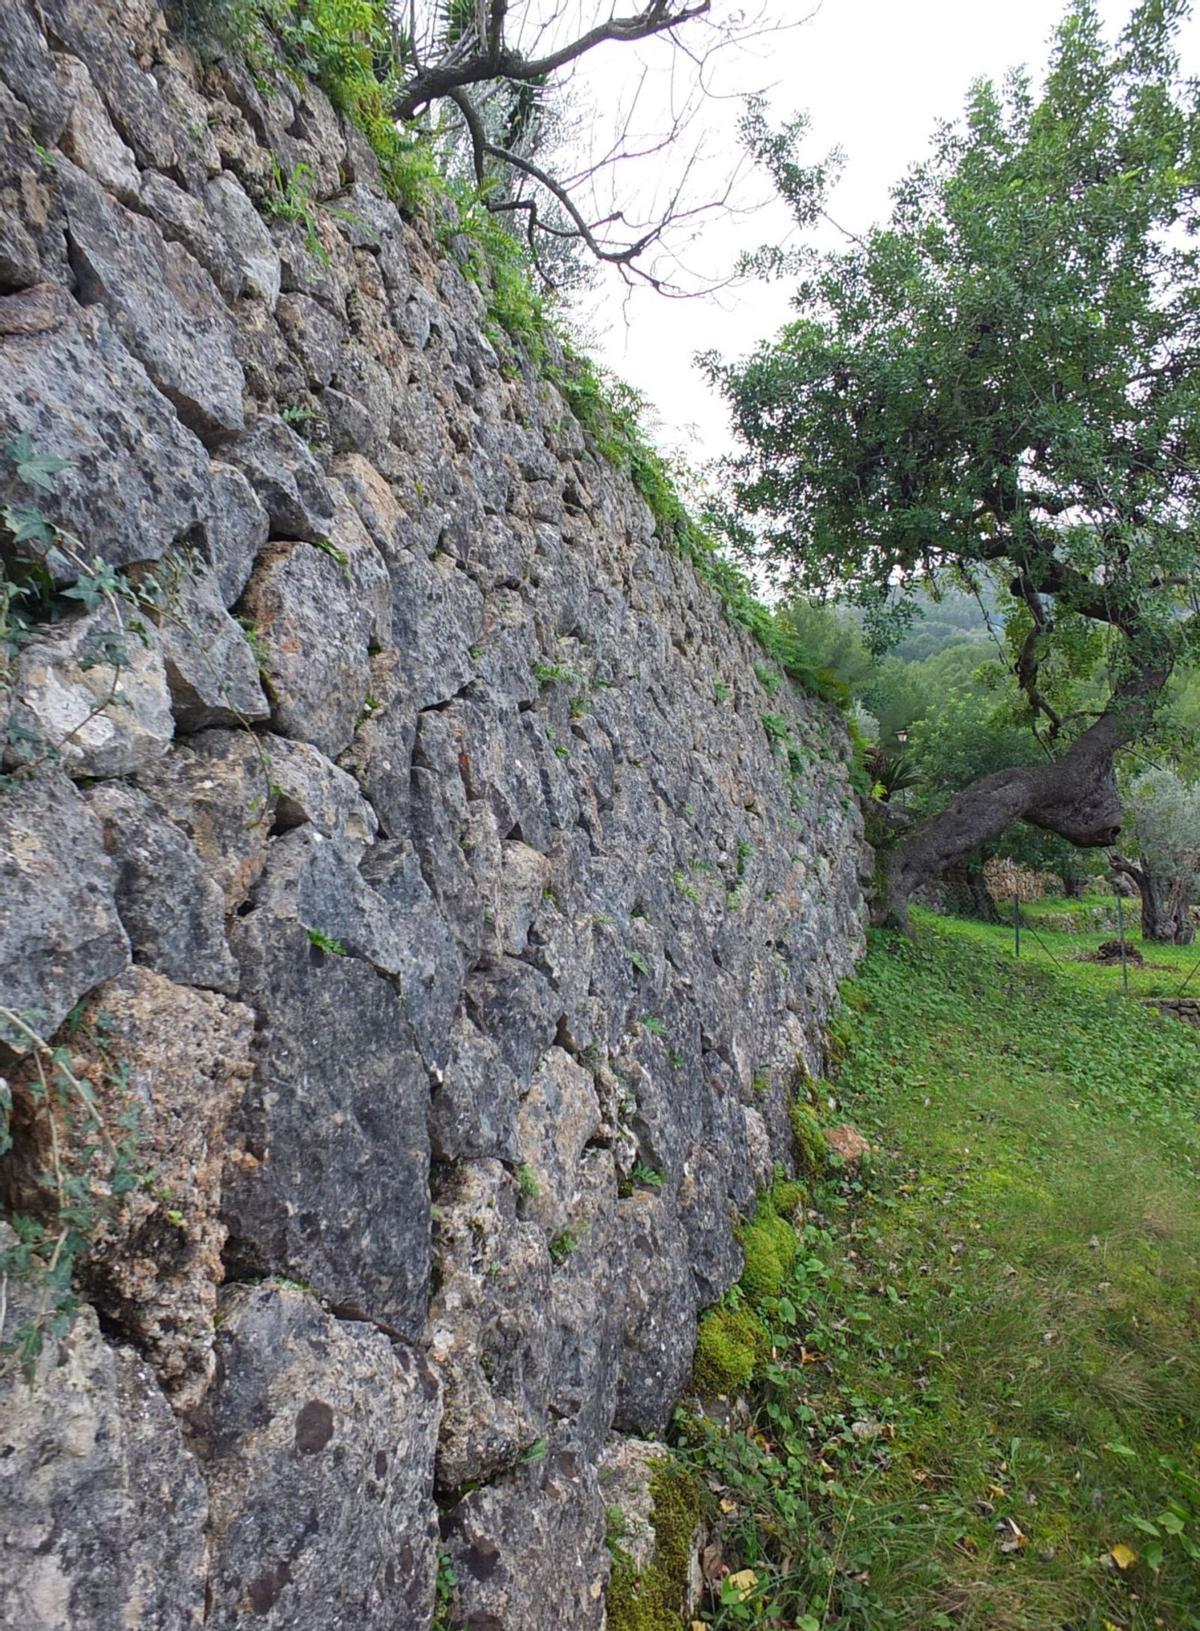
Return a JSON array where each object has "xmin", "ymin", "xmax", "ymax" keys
[
  {"xmin": 0, "ymin": 1005, "xmax": 143, "ymax": 1376},
  {"xmin": 306, "ymin": 926, "xmax": 348, "ymax": 956},
  {"xmin": 548, "ymin": 1228, "xmax": 579, "ymax": 1265},
  {"xmin": 1, "ymin": 438, "xmax": 170, "ymax": 786}
]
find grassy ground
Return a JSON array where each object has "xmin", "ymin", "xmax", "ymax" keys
[
  {"xmin": 942, "ymin": 903, "xmax": 1200, "ymax": 1002},
  {"xmin": 682, "ymin": 916, "xmax": 1200, "ymax": 1631}
]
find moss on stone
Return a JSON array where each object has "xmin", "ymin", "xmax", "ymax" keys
[
  {"xmin": 789, "ymin": 1099, "xmax": 828, "ymax": 1175},
  {"xmin": 737, "ymin": 1199, "xmax": 797, "ymax": 1305},
  {"xmin": 606, "ymin": 1460, "xmax": 703, "ymax": 1631},
  {"xmin": 768, "ymin": 1177, "xmax": 806, "ymax": 1218},
  {"xmin": 691, "ymin": 1304, "xmax": 769, "ymax": 1397}
]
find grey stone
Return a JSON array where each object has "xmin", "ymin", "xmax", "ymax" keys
[
  {"xmin": 203, "ymin": 458, "xmax": 270, "ymax": 605},
  {"xmin": 39, "ymin": 0, "xmax": 186, "ymax": 175},
  {"xmin": 426, "ymin": 1160, "xmax": 554, "ymax": 1490},
  {"xmin": 614, "ymin": 1191, "xmax": 700, "ymax": 1436},
  {"xmin": 223, "ymin": 872, "xmax": 431, "ymax": 1335},
  {"xmin": 441, "ymin": 1444, "xmax": 608, "ymax": 1631},
  {"xmin": 136, "ymin": 727, "xmax": 276, "ymax": 911},
  {"xmin": 205, "ymin": 170, "xmax": 281, "ymax": 307},
  {"xmin": 8, "ymin": 606, "xmax": 175, "ymax": 778},
  {"xmin": 515, "ymin": 1047, "xmax": 604, "ymax": 1239},
  {"xmin": 83, "ymin": 780, "xmax": 239, "ymax": 993},
  {"xmin": 204, "ymin": 1283, "xmax": 441, "ymax": 1631},
  {"xmin": 429, "ymin": 1016, "xmax": 521, "ymax": 1162},
  {"xmin": 0, "ymin": 773, "xmax": 129, "ymax": 1039},
  {"xmin": 56, "ymin": 52, "xmax": 140, "ymax": 201},
  {"xmin": 238, "ymin": 537, "xmax": 372, "ymax": 758},
  {"xmin": 264, "ymin": 731, "xmax": 378, "ymax": 858},
  {"xmin": 223, "ymin": 414, "xmax": 335, "ymax": 541},
  {"xmin": 159, "ymin": 561, "xmax": 270, "ymax": 732},
  {"xmin": 278, "ymin": 290, "xmax": 343, "ymax": 386},
  {"xmin": 60, "ymin": 163, "xmax": 245, "ymax": 438},
  {"xmin": 358, "ymin": 841, "xmax": 464, "ymax": 1074},
  {"xmin": 0, "ymin": 3, "xmax": 69, "ymax": 142},
  {"xmin": 0, "ymin": 291, "xmax": 212, "ymax": 572},
  {"xmin": 139, "ymin": 169, "xmax": 241, "ymax": 301},
  {"xmin": 36, "ymin": 969, "xmax": 254, "ymax": 1405},
  {"xmin": 0, "ymin": 1292, "xmax": 208, "ymax": 1631}
]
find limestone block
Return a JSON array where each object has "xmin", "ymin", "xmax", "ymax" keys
[
  {"xmin": 0, "ymin": 290, "xmax": 212, "ymax": 573},
  {"xmin": 59, "ymin": 163, "xmax": 244, "ymax": 438},
  {"xmin": 0, "ymin": 773, "xmax": 129, "ymax": 1038},
  {"xmin": 0, "ymin": 1294, "xmax": 208, "ymax": 1631},
  {"xmin": 83, "ymin": 780, "xmax": 238, "ymax": 993},
  {"xmin": 204, "ymin": 1283, "xmax": 442, "ymax": 1631}
]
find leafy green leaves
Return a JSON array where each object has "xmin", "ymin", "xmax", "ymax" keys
[{"xmin": 4, "ymin": 434, "xmax": 69, "ymax": 494}]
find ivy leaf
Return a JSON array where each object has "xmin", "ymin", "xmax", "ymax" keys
[
  {"xmin": 4, "ymin": 435, "xmax": 70, "ymax": 493},
  {"xmin": 1, "ymin": 503, "xmax": 54, "ymax": 547}
]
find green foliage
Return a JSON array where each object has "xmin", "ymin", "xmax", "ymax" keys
[
  {"xmin": 306, "ymin": 926, "xmax": 348, "ymax": 955},
  {"xmin": 432, "ymin": 1547, "xmax": 458, "ymax": 1631},
  {"xmin": 711, "ymin": 0, "xmax": 1200, "ymax": 801},
  {"xmin": 548, "ymin": 1228, "xmax": 578, "ymax": 1265},
  {"xmin": 0, "ymin": 1006, "xmax": 144, "ymax": 1375},
  {"xmin": 737, "ymin": 1195, "xmax": 798, "ymax": 1306},
  {"xmin": 532, "ymin": 661, "xmax": 575, "ymax": 686},
  {"xmin": 1126, "ymin": 767, "xmax": 1200, "ymax": 896},
  {"xmin": 517, "ymin": 1163, "xmax": 540, "ymax": 1199}
]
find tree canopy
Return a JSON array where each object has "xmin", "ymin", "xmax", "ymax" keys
[{"xmin": 706, "ymin": 0, "xmax": 1200, "ymax": 923}]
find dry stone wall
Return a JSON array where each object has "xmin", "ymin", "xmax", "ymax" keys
[{"xmin": 0, "ymin": 4, "xmax": 867, "ymax": 1625}]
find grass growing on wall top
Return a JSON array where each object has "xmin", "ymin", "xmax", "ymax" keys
[{"xmin": 186, "ymin": 0, "xmax": 851, "ymax": 715}]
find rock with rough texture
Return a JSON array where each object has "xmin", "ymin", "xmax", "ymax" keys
[
  {"xmin": 204, "ymin": 1283, "xmax": 442, "ymax": 1631},
  {"xmin": 825, "ymin": 1123, "xmax": 872, "ymax": 1166},
  {"xmin": 0, "ymin": 291, "xmax": 212, "ymax": 572},
  {"xmin": 136, "ymin": 727, "xmax": 276, "ymax": 910},
  {"xmin": 239, "ymin": 538, "xmax": 373, "ymax": 758},
  {"xmin": 11, "ymin": 970, "xmax": 253, "ymax": 1405},
  {"xmin": 265, "ymin": 731, "xmax": 379, "ymax": 858},
  {"xmin": 0, "ymin": 774, "xmax": 129, "ymax": 1038},
  {"xmin": 223, "ymin": 865, "xmax": 431, "ymax": 1335},
  {"xmin": 614, "ymin": 1191, "xmax": 701, "ymax": 1436},
  {"xmin": 204, "ymin": 171, "xmax": 281, "ymax": 307},
  {"xmin": 0, "ymin": 8, "xmax": 871, "ymax": 1623},
  {"xmin": 223, "ymin": 415, "xmax": 334, "ymax": 541},
  {"xmin": 0, "ymin": 1290, "xmax": 208, "ymax": 1631},
  {"xmin": 426, "ymin": 1160, "xmax": 553, "ymax": 1490},
  {"xmin": 60, "ymin": 162, "xmax": 244, "ymax": 438},
  {"xmin": 441, "ymin": 1444, "xmax": 609, "ymax": 1631},
  {"xmin": 8, "ymin": 606, "xmax": 174, "ymax": 778},
  {"xmin": 83, "ymin": 780, "xmax": 238, "ymax": 992},
  {"xmin": 57, "ymin": 53, "xmax": 140, "ymax": 201},
  {"xmin": 203, "ymin": 458, "xmax": 271, "ymax": 605},
  {"xmin": 158, "ymin": 561, "xmax": 270, "ymax": 731}
]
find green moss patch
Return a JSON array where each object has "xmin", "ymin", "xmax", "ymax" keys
[{"xmin": 606, "ymin": 1460, "xmax": 703, "ymax": 1631}]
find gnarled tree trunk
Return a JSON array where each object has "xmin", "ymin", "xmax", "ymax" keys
[
  {"xmin": 875, "ymin": 671, "xmax": 1168, "ymax": 930},
  {"xmin": 1111, "ymin": 856, "xmax": 1196, "ymax": 945}
]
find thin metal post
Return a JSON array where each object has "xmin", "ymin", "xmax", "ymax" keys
[
  {"xmin": 1014, "ymin": 892, "xmax": 1020, "ymax": 958},
  {"xmin": 1116, "ymin": 892, "xmax": 1129, "ymax": 996}
]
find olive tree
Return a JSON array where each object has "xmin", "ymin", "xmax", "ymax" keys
[
  {"xmin": 705, "ymin": 0, "xmax": 1200, "ymax": 926},
  {"xmin": 1112, "ymin": 768, "xmax": 1200, "ymax": 942}
]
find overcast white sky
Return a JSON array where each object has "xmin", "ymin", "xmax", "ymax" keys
[{"xmin": 559, "ymin": 0, "xmax": 1200, "ymax": 464}]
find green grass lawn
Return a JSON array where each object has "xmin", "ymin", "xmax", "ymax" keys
[
  {"xmin": 682, "ymin": 916, "xmax": 1200, "ymax": 1631},
  {"xmin": 935, "ymin": 904, "xmax": 1200, "ymax": 1003}
]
